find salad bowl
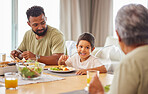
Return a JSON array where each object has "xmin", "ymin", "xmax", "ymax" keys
[{"xmin": 16, "ymin": 61, "xmax": 45, "ymax": 80}]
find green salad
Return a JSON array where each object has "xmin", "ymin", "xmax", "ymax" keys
[
  {"xmin": 18, "ymin": 62, "xmax": 43, "ymax": 78},
  {"xmin": 104, "ymin": 85, "xmax": 110, "ymax": 92},
  {"xmin": 50, "ymin": 65, "xmax": 65, "ymax": 71},
  {"xmin": 25, "ymin": 59, "xmax": 35, "ymax": 63},
  {"xmin": 50, "ymin": 67, "xmax": 60, "ymax": 71}
]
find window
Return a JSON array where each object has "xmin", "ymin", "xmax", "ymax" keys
[
  {"xmin": 0, "ymin": 0, "xmax": 60, "ymax": 55},
  {"xmin": 18, "ymin": 0, "xmax": 60, "ymax": 46},
  {"xmin": 113, "ymin": 0, "xmax": 148, "ymax": 37},
  {"xmin": 0, "ymin": 1, "xmax": 11, "ymax": 55}
]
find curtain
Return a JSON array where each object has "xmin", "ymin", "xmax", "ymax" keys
[
  {"xmin": 91, "ymin": 0, "xmax": 113, "ymax": 46},
  {"xmin": 60, "ymin": 0, "xmax": 113, "ymax": 46},
  {"xmin": 60, "ymin": 0, "xmax": 82, "ymax": 41}
]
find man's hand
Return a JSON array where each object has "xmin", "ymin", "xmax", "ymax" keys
[
  {"xmin": 89, "ymin": 74, "xmax": 104, "ymax": 94},
  {"xmin": 76, "ymin": 69, "xmax": 87, "ymax": 75},
  {"xmin": 11, "ymin": 50, "xmax": 23, "ymax": 59},
  {"xmin": 22, "ymin": 51, "xmax": 36, "ymax": 60}
]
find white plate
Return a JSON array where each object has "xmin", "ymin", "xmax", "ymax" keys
[{"xmin": 48, "ymin": 67, "xmax": 76, "ymax": 73}]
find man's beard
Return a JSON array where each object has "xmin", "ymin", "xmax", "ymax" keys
[{"xmin": 32, "ymin": 27, "xmax": 48, "ymax": 36}]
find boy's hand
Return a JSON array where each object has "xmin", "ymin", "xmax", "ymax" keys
[
  {"xmin": 76, "ymin": 69, "xmax": 87, "ymax": 75},
  {"xmin": 58, "ymin": 55, "xmax": 69, "ymax": 65}
]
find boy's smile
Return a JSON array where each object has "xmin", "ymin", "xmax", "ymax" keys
[
  {"xmin": 76, "ymin": 40, "xmax": 94, "ymax": 62},
  {"xmin": 79, "ymin": 52, "xmax": 86, "ymax": 56}
]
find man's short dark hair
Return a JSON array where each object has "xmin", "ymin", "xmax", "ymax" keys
[
  {"xmin": 77, "ymin": 33, "xmax": 95, "ymax": 49},
  {"xmin": 26, "ymin": 6, "xmax": 45, "ymax": 20}
]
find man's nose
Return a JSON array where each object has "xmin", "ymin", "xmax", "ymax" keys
[{"xmin": 38, "ymin": 24, "xmax": 43, "ymax": 30}]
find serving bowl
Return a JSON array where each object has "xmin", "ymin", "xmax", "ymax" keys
[{"xmin": 16, "ymin": 62, "xmax": 45, "ymax": 80}]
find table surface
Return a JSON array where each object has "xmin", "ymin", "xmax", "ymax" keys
[{"xmin": 0, "ymin": 66, "xmax": 113, "ymax": 94}]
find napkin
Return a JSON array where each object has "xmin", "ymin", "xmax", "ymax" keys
[{"xmin": 0, "ymin": 74, "xmax": 64, "ymax": 85}]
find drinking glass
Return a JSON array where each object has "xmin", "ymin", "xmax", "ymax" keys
[
  {"xmin": 87, "ymin": 70, "xmax": 100, "ymax": 87},
  {"xmin": 5, "ymin": 72, "xmax": 18, "ymax": 90},
  {"xmin": 0, "ymin": 53, "xmax": 6, "ymax": 62}
]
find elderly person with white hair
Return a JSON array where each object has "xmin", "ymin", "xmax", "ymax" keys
[{"xmin": 89, "ymin": 4, "xmax": 148, "ymax": 94}]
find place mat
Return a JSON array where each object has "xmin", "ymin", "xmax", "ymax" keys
[
  {"xmin": 44, "ymin": 70, "xmax": 77, "ymax": 77},
  {"xmin": 0, "ymin": 74, "xmax": 64, "ymax": 85},
  {"xmin": 61, "ymin": 89, "xmax": 89, "ymax": 94},
  {"xmin": 61, "ymin": 89, "xmax": 109, "ymax": 94}
]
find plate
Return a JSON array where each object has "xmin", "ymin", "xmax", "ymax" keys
[{"xmin": 48, "ymin": 67, "xmax": 76, "ymax": 73}]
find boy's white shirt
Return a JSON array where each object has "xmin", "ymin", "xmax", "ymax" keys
[{"xmin": 65, "ymin": 54, "xmax": 103, "ymax": 70}]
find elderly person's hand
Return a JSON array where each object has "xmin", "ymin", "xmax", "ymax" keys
[{"xmin": 89, "ymin": 74, "xmax": 104, "ymax": 94}]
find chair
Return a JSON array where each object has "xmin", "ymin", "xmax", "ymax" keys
[
  {"xmin": 93, "ymin": 36, "xmax": 125, "ymax": 74},
  {"xmin": 65, "ymin": 40, "xmax": 77, "ymax": 56}
]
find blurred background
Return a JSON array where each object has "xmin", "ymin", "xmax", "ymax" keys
[{"xmin": 0, "ymin": 0, "xmax": 147, "ymax": 55}]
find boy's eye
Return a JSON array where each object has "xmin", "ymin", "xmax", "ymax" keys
[
  {"xmin": 86, "ymin": 47, "xmax": 89, "ymax": 49},
  {"xmin": 79, "ymin": 46, "xmax": 83, "ymax": 48}
]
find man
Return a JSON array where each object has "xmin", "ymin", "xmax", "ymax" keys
[
  {"xmin": 89, "ymin": 4, "xmax": 148, "ymax": 94},
  {"xmin": 11, "ymin": 6, "xmax": 65, "ymax": 65}
]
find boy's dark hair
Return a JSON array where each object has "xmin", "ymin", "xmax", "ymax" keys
[
  {"xmin": 26, "ymin": 6, "xmax": 45, "ymax": 20},
  {"xmin": 77, "ymin": 33, "xmax": 95, "ymax": 49}
]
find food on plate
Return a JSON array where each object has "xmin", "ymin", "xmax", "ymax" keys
[
  {"xmin": 0, "ymin": 61, "xmax": 10, "ymax": 64},
  {"xmin": 11, "ymin": 60, "xmax": 23, "ymax": 63},
  {"xmin": 0, "ymin": 61, "xmax": 15, "ymax": 68},
  {"xmin": 63, "ymin": 67, "xmax": 69, "ymax": 71},
  {"xmin": 50, "ymin": 65, "xmax": 70, "ymax": 71},
  {"xmin": 0, "ymin": 64, "xmax": 7, "ymax": 68},
  {"xmin": 11, "ymin": 59, "xmax": 31, "ymax": 63}
]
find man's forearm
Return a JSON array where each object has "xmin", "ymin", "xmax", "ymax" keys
[{"xmin": 37, "ymin": 53, "xmax": 64, "ymax": 65}]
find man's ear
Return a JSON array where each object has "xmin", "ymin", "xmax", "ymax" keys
[
  {"xmin": 116, "ymin": 30, "xmax": 121, "ymax": 42},
  {"xmin": 27, "ymin": 21, "xmax": 31, "ymax": 27},
  {"xmin": 91, "ymin": 47, "xmax": 95, "ymax": 52}
]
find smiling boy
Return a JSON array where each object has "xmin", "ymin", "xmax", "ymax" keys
[{"xmin": 58, "ymin": 33, "xmax": 107, "ymax": 75}]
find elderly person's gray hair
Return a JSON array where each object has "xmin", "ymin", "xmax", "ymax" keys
[{"xmin": 115, "ymin": 4, "xmax": 148, "ymax": 46}]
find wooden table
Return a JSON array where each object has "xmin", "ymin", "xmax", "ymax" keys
[{"xmin": 0, "ymin": 66, "xmax": 113, "ymax": 94}]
